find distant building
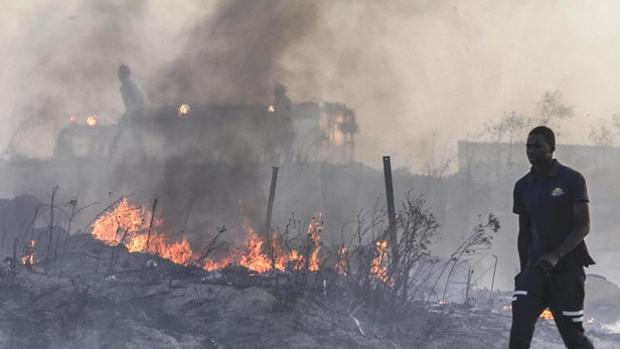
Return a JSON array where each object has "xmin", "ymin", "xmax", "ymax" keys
[{"xmin": 458, "ymin": 141, "xmax": 620, "ymax": 185}]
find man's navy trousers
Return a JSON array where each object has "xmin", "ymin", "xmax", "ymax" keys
[{"xmin": 509, "ymin": 266, "xmax": 594, "ymax": 349}]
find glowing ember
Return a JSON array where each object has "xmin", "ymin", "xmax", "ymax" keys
[
  {"xmin": 540, "ymin": 308, "xmax": 554, "ymax": 320},
  {"xmin": 267, "ymin": 104, "xmax": 275, "ymax": 113},
  {"xmin": 335, "ymin": 245, "xmax": 348, "ymax": 276},
  {"xmin": 68, "ymin": 115, "xmax": 78, "ymax": 123},
  {"xmin": 505, "ymin": 305, "xmax": 554, "ymax": 320},
  {"xmin": 86, "ymin": 115, "xmax": 97, "ymax": 127},
  {"xmin": 177, "ymin": 104, "xmax": 191, "ymax": 117},
  {"xmin": 202, "ymin": 259, "xmax": 232, "ymax": 271},
  {"xmin": 21, "ymin": 240, "xmax": 36, "ymax": 266},
  {"xmin": 371, "ymin": 240, "xmax": 389, "ymax": 282}
]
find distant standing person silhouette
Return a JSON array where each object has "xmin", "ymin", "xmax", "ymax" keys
[
  {"xmin": 109, "ymin": 64, "xmax": 146, "ymax": 157},
  {"xmin": 118, "ymin": 64, "xmax": 144, "ymax": 118}
]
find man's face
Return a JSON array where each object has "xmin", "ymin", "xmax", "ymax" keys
[{"xmin": 526, "ymin": 134, "xmax": 553, "ymax": 166}]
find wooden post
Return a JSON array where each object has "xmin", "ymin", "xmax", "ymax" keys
[{"xmin": 382, "ymin": 156, "xmax": 399, "ymax": 281}]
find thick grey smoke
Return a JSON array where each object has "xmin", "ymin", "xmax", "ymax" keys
[
  {"xmin": 0, "ymin": 0, "xmax": 323, "ymax": 248},
  {"xmin": 5, "ymin": 1, "xmax": 620, "ymax": 167},
  {"xmin": 150, "ymin": 0, "xmax": 320, "ymax": 105}
]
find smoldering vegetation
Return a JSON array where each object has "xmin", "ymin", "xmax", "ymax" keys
[{"xmin": 1, "ymin": 190, "xmax": 620, "ymax": 348}]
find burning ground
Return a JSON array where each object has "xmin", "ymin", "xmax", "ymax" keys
[
  {"xmin": 89, "ymin": 198, "xmax": 323, "ymax": 274},
  {"xmin": 1, "ymin": 195, "xmax": 620, "ymax": 348}
]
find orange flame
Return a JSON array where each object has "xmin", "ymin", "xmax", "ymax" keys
[
  {"xmin": 91, "ymin": 198, "xmax": 324, "ymax": 274},
  {"xmin": 371, "ymin": 240, "xmax": 389, "ymax": 282},
  {"xmin": 540, "ymin": 308, "xmax": 554, "ymax": 320},
  {"xmin": 202, "ymin": 259, "xmax": 232, "ymax": 271},
  {"xmin": 92, "ymin": 198, "xmax": 194, "ymax": 266},
  {"xmin": 307, "ymin": 219, "xmax": 322, "ymax": 272},
  {"xmin": 239, "ymin": 225, "xmax": 273, "ymax": 273},
  {"xmin": 238, "ymin": 221, "xmax": 322, "ymax": 273}
]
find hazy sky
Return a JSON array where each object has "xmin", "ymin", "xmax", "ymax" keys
[{"xmin": 2, "ymin": 0, "xmax": 620, "ymax": 171}]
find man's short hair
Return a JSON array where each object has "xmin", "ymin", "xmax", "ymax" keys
[{"xmin": 529, "ymin": 126, "xmax": 555, "ymax": 151}]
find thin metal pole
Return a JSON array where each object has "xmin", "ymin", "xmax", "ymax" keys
[
  {"xmin": 265, "ymin": 167, "xmax": 279, "ymax": 233},
  {"xmin": 465, "ymin": 266, "xmax": 474, "ymax": 306},
  {"xmin": 45, "ymin": 186, "xmax": 58, "ymax": 274},
  {"xmin": 490, "ymin": 254, "xmax": 498, "ymax": 298},
  {"xmin": 382, "ymin": 156, "xmax": 398, "ymax": 279},
  {"xmin": 145, "ymin": 196, "xmax": 158, "ymax": 251},
  {"xmin": 264, "ymin": 167, "xmax": 280, "ymax": 270}
]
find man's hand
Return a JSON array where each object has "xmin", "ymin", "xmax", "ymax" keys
[{"xmin": 536, "ymin": 252, "xmax": 560, "ymax": 274}]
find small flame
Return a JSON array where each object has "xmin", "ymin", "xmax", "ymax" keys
[
  {"xmin": 21, "ymin": 240, "xmax": 36, "ymax": 266},
  {"xmin": 202, "ymin": 259, "xmax": 232, "ymax": 271},
  {"xmin": 540, "ymin": 308, "xmax": 554, "ymax": 320},
  {"xmin": 335, "ymin": 245, "xmax": 348, "ymax": 276},
  {"xmin": 371, "ymin": 240, "xmax": 389, "ymax": 282},
  {"xmin": 267, "ymin": 104, "xmax": 275, "ymax": 113},
  {"xmin": 239, "ymin": 226, "xmax": 273, "ymax": 273},
  {"xmin": 238, "ymin": 220, "xmax": 322, "ymax": 273},
  {"xmin": 178, "ymin": 104, "xmax": 191, "ymax": 117},
  {"xmin": 307, "ymin": 219, "xmax": 322, "ymax": 272},
  {"xmin": 86, "ymin": 115, "xmax": 97, "ymax": 127}
]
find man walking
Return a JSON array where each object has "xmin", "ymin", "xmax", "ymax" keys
[{"xmin": 509, "ymin": 126, "xmax": 595, "ymax": 348}]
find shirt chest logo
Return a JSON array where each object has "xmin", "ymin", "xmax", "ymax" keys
[{"xmin": 550, "ymin": 187, "xmax": 565, "ymax": 197}]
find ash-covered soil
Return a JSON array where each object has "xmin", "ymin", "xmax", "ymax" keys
[{"xmin": 0, "ymin": 235, "xmax": 617, "ymax": 349}]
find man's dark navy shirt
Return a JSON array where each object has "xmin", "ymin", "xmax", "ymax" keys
[{"xmin": 513, "ymin": 159, "xmax": 595, "ymax": 270}]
